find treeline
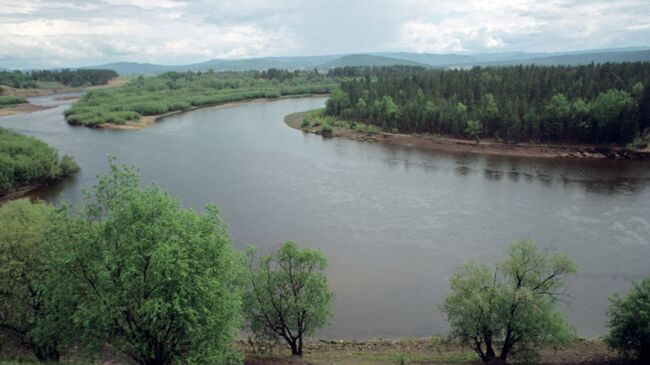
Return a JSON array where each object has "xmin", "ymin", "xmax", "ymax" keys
[
  {"xmin": 325, "ymin": 63, "xmax": 650, "ymax": 145},
  {"xmin": 0, "ymin": 162, "xmax": 649, "ymax": 364},
  {"xmin": 0, "ymin": 69, "xmax": 117, "ymax": 89},
  {"xmin": 0, "ymin": 128, "xmax": 79, "ymax": 195},
  {"xmin": 65, "ymin": 70, "xmax": 338, "ymax": 126}
]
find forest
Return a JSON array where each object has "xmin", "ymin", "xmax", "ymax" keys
[
  {"xmin": 325, "ymin": 63, "xmax": 650, "ymax": 145},
  {"xmin": 0, "ymin": 128, "xmax": 79, "ymax": 195},
  {"xmin": 65, "ymin": 69, "xmax": 338, "ymax": 126},
  {"xmin": 0, "ymin": 69, "xmax": 118, "ymax": 89}
]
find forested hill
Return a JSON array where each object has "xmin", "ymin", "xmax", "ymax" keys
[
  {"xmin": 0, "ymin": 69, "xmax": 118, "ymax": 89},
  {"xmin": 325, "ymin": 63, "xmax": 650, "ymax": 145}
]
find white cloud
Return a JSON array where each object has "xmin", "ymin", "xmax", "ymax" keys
[
  {"xmin": 394, "ymin": 0, "xmax": 650, "ymax": 53},
  {"xmin": 0, "ymin": 0, "xmax": 648, "ymax": 68}
]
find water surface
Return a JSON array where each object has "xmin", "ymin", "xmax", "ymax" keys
[{"xmin": 2, "ymin": 94, "xmax": 649, "ymax": 339}]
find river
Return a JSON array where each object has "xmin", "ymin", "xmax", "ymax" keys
[{"xmin": 1, "ymin": 94, "xmax": 649, "ymax": 339}]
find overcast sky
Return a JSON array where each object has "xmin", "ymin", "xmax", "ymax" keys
[{"xmin": 0, "ymin": 0, "xmax": 649, "ymax": 68}]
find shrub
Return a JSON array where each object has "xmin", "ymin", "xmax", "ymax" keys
[
  {"xmin": 320, "ymin": 124, "xmax": 333, "ymax": 137},
  {"xmin": 605, "ymin": 277, "xmax": 650, "ymax": 363}
]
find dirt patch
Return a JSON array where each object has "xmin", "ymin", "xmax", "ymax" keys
[
  {"xmin": 0, "ymin": 103, "xmax": 53, "ymax": 117},
  {"xmin": 240, "ymin": 338, "xmax": 622, "ymax": 365},
  {"xmin": 285, "ymin": 112, "xmax": 650, "ymax": 161}
]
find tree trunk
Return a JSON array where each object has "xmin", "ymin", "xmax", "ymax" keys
[
  {"xmin": 34, "ymin": 345, "xmax": 60, "ymax": 363},
  {"xmin": 289, "ymin": 339, "xmax": 301, "ymax": 356}
]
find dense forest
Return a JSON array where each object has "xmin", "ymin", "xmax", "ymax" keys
[
  {"xmin": 0, "ymin": 69, "xmax": 118, "ymax": 89},
  {"xmin": 325, "ymin": 63, "xmax": 650, "ymax": 145},
  {"xmin": 65, "ymin": 69, "xmax": 338, "ymax": 126},
  {"xmin": 0, "ymin": 128, "xmax": 79, "ymax": 195}
]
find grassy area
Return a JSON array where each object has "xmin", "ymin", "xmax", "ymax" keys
[
  {"xmin": 65, "ymin": 71, "xmax": 338, "ymax": 127},
  {"xmin": 0, "ymin": 95, "xmax": 26, "ymax": 108},
  {"xmin": 300, "ymin": 109, "xmax": 382, "ymax": 135}
]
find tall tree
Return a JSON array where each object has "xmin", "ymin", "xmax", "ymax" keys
[
  {"xmin": 244, "ymin": 241, "xmax": 335, "ymax": 357},
  {"xmin": 442, "ymin": 241, "xmax": 576, "ymax": 364}
]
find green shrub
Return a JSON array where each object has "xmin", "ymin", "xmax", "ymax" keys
[
  {"xmin": 0, "ymin": 128, "xmax": 80, "ymax": 194},
  {"xmin": 0, "ymin": 95, "xmax": 26, "ymax": 106},
  {"xmin": 605, "ymin": 277, "xmax": 650, "ymax": 363},
  {"xmin": 320, "ymin": 124, "xmax": 333, "ymax": 137}
]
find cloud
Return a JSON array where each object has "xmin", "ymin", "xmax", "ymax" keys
[
  {"xmin": 0, "ymin": 0, "xmax": 648, "ymax": 68},
  {"xmin": 394, "ymin": 0, "xmax": 650, "ymax": 53}
]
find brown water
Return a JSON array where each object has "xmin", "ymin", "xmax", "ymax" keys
[{"xmin": 2, "ymin": 94, "xmax": 649, "ymax": 339}]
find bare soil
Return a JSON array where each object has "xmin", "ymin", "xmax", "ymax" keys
[
  {"xmin": 284, "ymin": 112, "xmax": 650, "ymax": 161},
  {"xmin": 240, "ymin": 337, "xmax": 625, "ymax": 365},
  {"xmin": 0, "ymin": 103, "xmax": 53, "ymax": 117}
]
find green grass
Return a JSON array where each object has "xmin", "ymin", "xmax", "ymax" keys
[
  {"xmin": 65, "ymin": 71, "xmax": 338, "ymax": 127},
  {"xmin": 0, "ymin": 95, "xmax": 26, "ymax": 107},
  {"xmin": 300, "ymin": 109, "xmax": 383, "ymax": 134}
]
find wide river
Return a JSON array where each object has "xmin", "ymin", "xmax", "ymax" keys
[{"xmin": 2, "ymin": 94, "xmax": 649, "ymax": 339}]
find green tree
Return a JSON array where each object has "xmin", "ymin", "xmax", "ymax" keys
[
  {"xmin": 591, "ymin": 89, "xmax": 637, "ymax": 143},
  {"xmin": 0, "ymin": 200, "xmax": 72, "ymax": 362},
  {"xmin": 58, "ymin": 161, "xmax": 243, "ymax": 365},
  {"xmin": 442, "ymin": 241, "xmax": 576, "ymax": 364},
  {"xmin": 545, "ymin": 93, "xmax": 571, "ymax": 140},
  {"xmin": 243, "ymin": 241, "xmax": 335, "ymax": 357},
  {"xmin": 465, "ymin": 120, "xmax": 483, "ymax": 143},
  {"xmin": 605, "ymin": 277, "xmax": 650, "ymax": 363}
]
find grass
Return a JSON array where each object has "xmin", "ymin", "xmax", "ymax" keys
[
  {"xmin": 300, "ymin": 109, "xmax": 383, "ymax": 135},
  {"xmin": 65, "ymin": 72, "xmax": 338, "ymax": 127},
  {"xmin": 0, "ymin": 95, "xmax": 26, "ymax": 108}
]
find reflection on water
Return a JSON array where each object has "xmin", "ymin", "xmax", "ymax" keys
[{"xmin": 2, "ymin": 95, "xmax": 650, "ymax": 339}]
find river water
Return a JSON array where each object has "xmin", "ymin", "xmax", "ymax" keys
[{"xmin": 2, "ymin": 94, "xmax": 649, "ymax": 339}]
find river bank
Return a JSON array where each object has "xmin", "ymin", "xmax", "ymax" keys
[
  {"xmin": 98, "ymin": 94, "xmax": 329, "ymax": 130},
  {"xmin": 0, "ymin": 103, "xmax": 53, "ymax": 117},
  {"xmin": 242, "ymin": 337, "xmax": 621, "ymax": 365},
  {"xmin": 285, "ymin": 111, "xmax": 650, "ymax": 160},
  {"xmin": 0, "ymin": 78, "xmax": 126, "ymax": 118}
]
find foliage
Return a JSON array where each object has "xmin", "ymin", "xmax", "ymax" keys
[
  {"xmin": 0, "ymin": 128, "xmax": 80, "ymax": 195},
  {"xmin": 325, "ymin": 63, "xmax": 650, "ymax": 144},
  {"xmin": 54, "ymin": 161, "xmax": 243, "ymax": 365},
  {"xmin": 65, "ymin": 70, "xmax": 338, "ymax": 126},
  {"xmin": 0, "ymin": 69, "xmax": 117, "ymax": 89},
  {"xmin": 605, "ymin": 277, "xmax": 650, "ymax": 363},
  {"xmin": 0, "ymin": 200, "xmax": 74, "ymax": 362},
  {"xmin": 0, "ymin": 96, "xmax": 26, "ymax": 107},
  {"xmin": 464, "ymin": 120, "xmax": 482, "ymax": 143},
  {"xmin": 243, "ymin": 241, "xmax": 335, "ymax": 356},
  {"xmin": 442, "ymin": 241, "xmax": 576, "ymax": 363}
]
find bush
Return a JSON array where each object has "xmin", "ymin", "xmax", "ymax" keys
[
  {"xmin": 605, "ymin": 277, "xmax": 650, "ymax": 363},
  {"xmin": 0, "ymin": 128, "xmax": 80, "ymax": 195},
  {"xmin": 320, "ymin": 124, "xmax": 333, "ymax": 137},
  {"xmin": 0, "ymin": 95, "xmax": 26, "ymax": 106}
]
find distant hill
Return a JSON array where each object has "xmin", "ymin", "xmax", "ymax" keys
[
  {"xmin": 33, "ymin": 47, "xmax": 650, "ymax": 75},
  {"xmin": 482, "ymin": 49, "xmax": 650, "ymax": 66},
  {"xmin": 321, "ymin": 54, "xmax": 430, "ymax": 68},
  {"xmin": 372, "ymin": 52, "xmax": 477, "ymax": 66},
  {"xmin": 81, "ymin": 62, "xmax": 180, "ymax": 74}
]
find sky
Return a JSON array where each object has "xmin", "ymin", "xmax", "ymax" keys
[{"xmin": 0, "ymin": 0, "xmax": 649, "ymax": 69}]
